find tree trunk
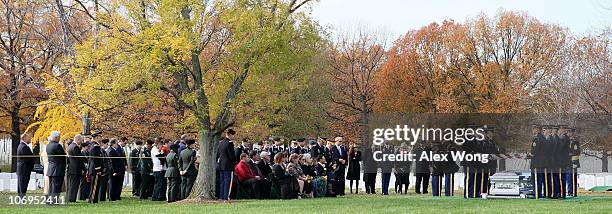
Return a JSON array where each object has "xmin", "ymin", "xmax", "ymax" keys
[
  {"xmin": 10, "ymin": 103, "xmax": 21, "ymax": 172},
  {"xmin": 360, "ymin": 96, "xmax": 369, "ymax": 146},
  {"xmin": 601, "ymin": 152, "xmax": 609, "ymax": 173},
  {"xmin": 190, "ymin": 128, "xmax": 220, "ymax": 199}
]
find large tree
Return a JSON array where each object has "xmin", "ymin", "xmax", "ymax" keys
[
  {"xmin": 327, "ymin": 29, "xmax": 386, "ymax": 144},
  {"xmin": 377, "ymin": 11, "xmax": 570, "ymax": 114},
  {"xmin": 49, "ymin": 0, "xmax": 321, "ymax": 200},
  {"xmin": 0, "ymin": 0, "xmax": 65, "ymax": 171}
]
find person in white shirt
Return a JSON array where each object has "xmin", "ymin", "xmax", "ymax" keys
[{"xmin": 151, "ymin": 139, "xmax": 167, "ymax": 201}]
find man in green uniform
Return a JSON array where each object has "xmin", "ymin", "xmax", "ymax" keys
[
  {"xmin": 165, "ymin": 144, "xmax": 180, "ymax": 202},
  {"xmin": 179, "ymin": 139, "xmax": 197, "ymax": 199}
]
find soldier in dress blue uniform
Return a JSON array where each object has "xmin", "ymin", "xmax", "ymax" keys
[
  {"xmin": 297, "ymin": 138, "xmax": 309, "ymax": 154},
  {"xmin": 431, "ymin": 143, "xmax": 444, "ymax": 197},
  {"xmin": 310, "ymin": 137, "xmax": 326, "ymax": 159},
  {"xmin": 235, "ymin": 138, "xmax": 251, "ymax": 161},
  {"xmin": 550, "ymin": 125, "xmax": 562, "ymax": 199},
  {"xmin": 542, "ymin": 125, "xmax": 554, "ymax": 198},
  {"xmin": 481, "ymin": 126, "xmax": 499, "ymax": 196},
  {"xmin": 567, "ymin": 127, "xmax": 580, "ymax": 197},
  {"xmin": 269, "ymin": 137, "xmax": 284, "ymax": 160},
  {"xmin": 462, "ymin": 125, "xmax": 478, "ymax": 198},
  {"xmin": 88, "ymin": 139, "xmax": 109, "ymax": 203},
  {"xmin": 443, "ymin": 142, "xmax": 459, "ymax": 196},
  {"xmin": 556, "ymin": 125, "xmax": 571, "ymax": 199},
  {"xmin": 530, "ymin": 124, "xmax": 546, "ymax": 199}
]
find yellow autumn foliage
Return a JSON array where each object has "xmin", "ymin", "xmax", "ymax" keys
[{"xmin": 28, "ymin": 101, "xmax": 82, "ymax": 145}]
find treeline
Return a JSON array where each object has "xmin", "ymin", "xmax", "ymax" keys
[{"xmin": 1, "ymin": 1, "xmax": 609, "ymax": 193}]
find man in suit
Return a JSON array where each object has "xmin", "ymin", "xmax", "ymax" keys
[
  {"xmin": 247, "ymin": 151, "xmax": 270, "ymax": 199},
  {"xmin": 268, "ymin": 137, "xmax": 284, "ymax": 160},
  {"xmin": 16, "ymin": 132, "xmax": 35, "ymax": 198},
  {"xmin": 130, "ymin": 140, "xmax": 142, "ymax": 196},
  {"xmin": 67, "ymin": 134, "xmax": 86, "ymax": 202},
  {"xmin": 107, "ymin": 139, "xmax": 125, "ymax": 201},
  {"xmin": 217, "ymin": 129, "xmax": 237, "ymax": 201},
  {"xmin": 46, "ymin": 131, "xmax": 67, "ymax": 204},
  {"xmin": 139, "ymin": 140, "xmax": 154, "ymax": 199},
  {"xmin": 331, "ymin": 136, "xmax": 348, "ymax": 195},
  {"xmin": 179, "ymin": 139, "xmax": 197, "ymax": 199}
]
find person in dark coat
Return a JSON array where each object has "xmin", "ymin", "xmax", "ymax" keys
[
  {"xmin": 362, "ymin": 146, "xmax": 377, "ymax": 194},
  {"xmin": 217, "ymin": 129, "xmax": 237, "ymax": 201},
  {"xmin": 310, "ymin": 138, "xmax": 326, "ymax": 160},
  {"xmin": 16, "ymin": 132, "xmax": 35, "ymax": 198},
  {"xmin": 107, "ymin": 139, "xmax": 125, "ymax": 201},
  {"xmin": 129, "ymin": 140, "xmax": 142, "ymax": 196},
  {"xmin": 67, "ymin": 134, "xmax": 86, "ymax": 202},
  {"xmin": 414, "ymin": 142, "xmax": 431, "ymax": 194},
  {"xmin": 272, "ymin": 153, "xmax": 297, "ymax": 199},
  {"xmin": 394, "ymin": 143, "xmax": 411, "ymax": 195},
  {"xmin": 346, "ymin": 144, "xmax": 361, "ymax": 194},
  {"xmin": 139, "ymin": 140, "xmax": 154, "ymax": 199},
  {"xmin": 179, "ymin": 139, "xmax": 197, "ymax": 199},
  {"xmin": 46, "ymin": 131, "xmax": 67, "ymax": 204},
  {"xmin": 379, "ymin": 141, "xmax": 394, "ymax": 195}
]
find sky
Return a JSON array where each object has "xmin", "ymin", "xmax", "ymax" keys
[{"xmin": 309, "ymin": 0, "xmax": 611, "ymax": 38}]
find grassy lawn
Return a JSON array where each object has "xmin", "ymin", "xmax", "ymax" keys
[{"xmin": 1, "ymin": 191, "xmax": 611, "ymax": 213}]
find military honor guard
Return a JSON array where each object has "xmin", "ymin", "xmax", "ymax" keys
[
  {"xmin": 88, "ymin": 139, "xmax": 108, "ymax": 203},
  {"xmin": 218, "ymin": 129, "xmax": 237, "ymax": 201},
  {"xmin": 568, "ymin": 127, "xmax": 580, "ymax": 197}
]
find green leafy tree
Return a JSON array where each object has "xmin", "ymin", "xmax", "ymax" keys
[{"xmin": 54, "ymin": 0, "xmax": 321, "ymax": 199}]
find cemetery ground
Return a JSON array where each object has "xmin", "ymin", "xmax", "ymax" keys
[{"xmin": 1, "ymin": 189, "xmax": 611, "ymax": 213}]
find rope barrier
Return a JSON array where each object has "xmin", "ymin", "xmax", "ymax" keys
[{"xmin": 11, "ymin": 155, "xmax": 169, "ymax": 159}]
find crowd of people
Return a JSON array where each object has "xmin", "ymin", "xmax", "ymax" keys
[
  {"xmin": 14, "ymin": 128, "xmax": 363, "ymax": 203},
  {"xmin": 13, "ymin": 124, "xmax": 581, "ymax": 204}
]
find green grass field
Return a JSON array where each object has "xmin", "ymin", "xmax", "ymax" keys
[{"xmin": 1, "ymin": 190, "xmax": 611, "ymax": 214}]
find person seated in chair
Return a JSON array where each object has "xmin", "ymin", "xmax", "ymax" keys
[
  {"xmin": 247, "ymin": 151, "xmax": 271, "ymax": 199},
  {"xmin": 273, "ymin": 153, "xmax": 297, "ymax": 199},
  {"xmin": 234, "ymin": 153, "xmax": 263, "ymax": 199}
]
